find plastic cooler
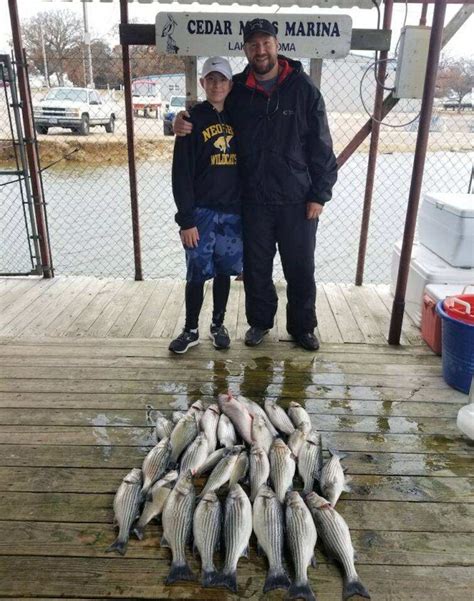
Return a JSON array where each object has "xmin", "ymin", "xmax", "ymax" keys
[
  {"xmin": 436, "ymin": 298, "xmax": 474, "ymax": 394},
  {"xmin": 422, "ymin": 285, "xmax": 474, "ymax": 354},
  {"xmin": 391, "ymin": 240, "xmax": 474, "ymax": 327},
  {"xmin": 418, "ymin": 192, "xmax": 474, "ymax": 268}
]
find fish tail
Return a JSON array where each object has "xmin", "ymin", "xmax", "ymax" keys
[
  {"xmin": 328, "ymin": 447, "xmax": 347, "ymax": 460},
  {"xmin": 105, "ymin": 537, "xmax": 127, "ymax": 555},
  {"xmin": 263, "ymin": 568, "xmax": 290, "ymax": 592},
  {"xmin": 167, "ymin": 460, "xmax": 179, "ymax": 471},
  {"xmin": 287, "ymin": 581, "xmax": 317, "ymax": 601},
  {"xmin": 165, "ymin": 561, "xmax": 196, "ymax": 584},
  {"xmin": 201, "ymin": 569, "xmax": 219, "ymax": 588},
  {"xmin": 133, "ymin": 526, "xmax": 144, "ymax": 540},
  {"xmin": 343, "ymin": 577, "xmax": 371, "ymax": 600},
  {"xmin": 210, "ymin": 570, "xmax": 238, "ymax": 592}
]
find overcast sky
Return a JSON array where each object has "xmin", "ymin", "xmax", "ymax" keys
[{"xmin": 0, "ymin": 0, "xmax": 471, "ymax": 59}]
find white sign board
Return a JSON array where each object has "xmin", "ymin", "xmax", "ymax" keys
[{"xmin": 156, "ymin": 13, "xmax": 353, "ymax": 59}]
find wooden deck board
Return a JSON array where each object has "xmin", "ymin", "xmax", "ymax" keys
[{"xmin": 0, "ymin": 291, "xmax": 470, "ymax": 600}]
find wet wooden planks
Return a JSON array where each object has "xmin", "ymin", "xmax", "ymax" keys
[
  {"xmin": 0, "ymin": 276, "xmax": 423, "ymax": 344},
  {"xmin": 0, "ymin": 337, "xmax": 471, "ymax": 601}
]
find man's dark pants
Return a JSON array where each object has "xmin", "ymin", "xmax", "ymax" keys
[{"xmin": 242, "ymin": 202, "xmax": 318, "ymax": 336}]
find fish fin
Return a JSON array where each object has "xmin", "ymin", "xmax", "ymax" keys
[
  {"xmin": 165, "ymin": 561, "xmax": 196, "ymax": 584},
  {"xmin": 140, "ymin": 483, "xmax": 150, "ymax": 499},
  {"xmin": 328, "ymin": 447, "xmax": 347, "ymax": 460},
  {"xmin": 310, "ymin": 554, "xmax": 317, "ymax": 568},
  {"xmin": 209, "ymin": 570, "xmax": 237, "ymax": 593},
  {"xmin": 343, "ymin": 577, "xmax": 371, "ymax": 600},
  {"xmin": 133, "ymin": 526, "xmax": 144, "ymax": 541},
  {"xmin": 201, "ymin": 569, "xmax": 218, "ymax": 588},
  {"xmin": 160, "ymin": 534, "xmax": 170, "ymax": 548},
  {"xmin": 343, "ymin": 476, "xmax": 352, "ymax": 493},
  {"xmin": 263, "ymin": 568, "xmax": 290, "ymax": 593},
  {"xmin": 105, "ymin": 537, "xmax": 127, "ymax": 555},
  {"xmin": 241, "ymin": 545, "xmax": 250, "ymax": 559},
  {"xmin": 287, "ymin": 581, "xmax": 317, "ymax": 601}
]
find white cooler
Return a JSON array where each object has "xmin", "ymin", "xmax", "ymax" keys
[
  {"xmin": 391, "ymin": 240, "xmax": 474, "ymax": 326},
  {"xmin": 419, "ymin": 192, "xmax": 474, "ymax": 268}
]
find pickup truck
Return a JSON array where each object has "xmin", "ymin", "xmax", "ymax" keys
[{"xmin": 33, "ymin": 87, "xmax": 116, "ymax": 135}]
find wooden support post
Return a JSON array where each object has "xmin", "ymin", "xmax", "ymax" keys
[
  {"xmin": 184, "ymin": 56, "xmax": 198, "ymax": 109},
  {"xmin": 310, "ymin": 59, "xmax": 323, "ymax": 89}
]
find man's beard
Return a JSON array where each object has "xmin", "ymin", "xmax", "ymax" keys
[{"xmin": 251, "ymin": 55, "xmax": 277, "ymax": 76}]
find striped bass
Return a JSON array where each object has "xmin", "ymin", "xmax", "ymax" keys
[
  {"xmin": 264, "ymin": 399, "xmax": 295, "ymax": 435},
  {"xmin": 141, "ymin": 437, "xmax": 171, "ymax": 497},
  {"xmin": 298, "ymin": 430, "xmax": 323, "ymax": 494},
  {"xmin": 193, "ymin": 492, "xmax": 222, "ymax": 587},
  {"xmin": 133, "ymin": 470, "xmax": 178, "ymax": 540},
  {"xmin": 252, "ymin": 485, "xmax": 290, "ymax": 593},
  {"xmin": 249, "ymin": 443, "xmax": 270, "ymax": 502},
  {"xmin": 285, "ymin": 491, "xmax": 317, "ymax": 601},
  {"xmin": 214, "ymin": 484, "xmax": 252, "ymax": 592},
  {"xmin": 180, "ymin": 432, "xmax": 210, "ymax": 475},
  {"xmin": 306, "ymin": 492, "xmax": 370, "ymax": 599},
  {"xmin": 269, "ymin": 438, "xmax": 295, "ymax": 503},
  {"xmin": 217, "ymin": 413, "xmax": 237, "ymax": 448},
  {"xmin": 161, "ymin": 470, "xmax": 196, "ymax": 584},
  {"xmin": 106, "ymin": 468, "xmax": 142, "ymax": 555},
  {"xmin": 320, "ymin": 448, "xmax": 351, "ymax": 507}
]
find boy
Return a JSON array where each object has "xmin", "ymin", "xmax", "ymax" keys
[{"xmin": 169, "ymin": 57, "xmax": 242, "ymax": 354}]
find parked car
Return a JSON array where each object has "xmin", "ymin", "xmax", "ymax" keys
[
  {"xmin": 33, "ymin": 87, "xmax": 116, "ymax": 135},
  {"xmin": 442, "ymin": 93, "xmax": 473, "ymax": 111},
  {"xmin": 163, "ymin": 95, "xmax": 187, "ymax": 135}
]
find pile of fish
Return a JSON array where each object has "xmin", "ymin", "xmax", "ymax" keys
[{"xmin": 107, "ymin": 393, "xmax": 370, "ymax": 600}]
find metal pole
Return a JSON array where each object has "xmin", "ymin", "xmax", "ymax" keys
[
  {"xmin": 388, "ymin": 0, "xmax": 448, "ymax": 345},
  {"xmin": 120, "ymin": 0, "xmax": 143, "ymax": 281},
  {"xmin": 82, "ymin": 0, "xmax": 94, "ymax": 88},
  {"xmin": 355, "ymin": 0, "xmax": 394, "ymax": 286},
  {"xmin": 40, "ymin": 22, "xmax": 49, "ymax": 88},
  {"xmin": 420, "ymin": 1, "xmax": 429, "ymax": 26},
  {"xmin": 8, "ymin": 0, "xmax": 52, "ymax": 278}
]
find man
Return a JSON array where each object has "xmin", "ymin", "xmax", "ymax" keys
[{"xmin": 175, "ymin": 18, "xmax": 338, "ymax": 351}]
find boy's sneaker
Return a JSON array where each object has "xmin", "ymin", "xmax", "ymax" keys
[
  {"xmin": 168, "ymin": 330, "xmax": 199, "ymax": 354},
  {"xmin": 210, "ymin": 324, "xmax": 230, "ymax": 350}
]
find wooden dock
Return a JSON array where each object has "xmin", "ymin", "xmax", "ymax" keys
[
  {"xmin": 0, "ymin": 276, "xmax": 422, "ymax": 344},
  {"xmin": 0, "ymin": 276, "xmax": 472, "ymax": 600}
]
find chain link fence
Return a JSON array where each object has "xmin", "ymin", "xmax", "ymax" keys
[{"xmin": 0, "ymin": 8, "xmax": 472, "ymax": 281}]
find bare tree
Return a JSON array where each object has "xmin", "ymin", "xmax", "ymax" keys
[
  {"xmin": 22, "ymin": 9, "xmax": 83, "ymax": 86},
  {"xmin": 436, "ymin": 57, "xmax": 474, "ymax": 111}
]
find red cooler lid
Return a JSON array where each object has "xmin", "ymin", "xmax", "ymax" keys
[{"xmin": 443, "ymin": 295, "xmax": 474, "ymax": 325}]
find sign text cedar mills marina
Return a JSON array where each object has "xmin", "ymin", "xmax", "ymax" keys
[{"xmin": 155, "ymin": 14, "xmax": 353, "ymax": 59}]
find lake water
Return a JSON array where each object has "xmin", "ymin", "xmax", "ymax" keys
[{"xmin": 1, "ymin": 151, "xmax": 472, "ymax": 282}]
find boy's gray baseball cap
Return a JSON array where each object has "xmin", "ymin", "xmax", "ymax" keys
[{"xmin": 201, "ymin": 57, "xmax": 233, "ymax": 80}]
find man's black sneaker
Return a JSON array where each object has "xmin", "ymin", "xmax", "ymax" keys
[
  {"xmin": 168, "ymin": 330, "xmax": 199, "ymax": 354},
  {"xmin": 210, "ymin": 324, "xmax": 231, "ymax": 350},
  {"xmin": 244, "ymin": 326, "xmax": 269, "ymax": 347},
  {"xmin": 293, "ymin": 332, "xmax": 320, "ymax": 351}
]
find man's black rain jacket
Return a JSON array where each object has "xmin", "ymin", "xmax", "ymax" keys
[{"xmin": 227, "ymin": 56, "xmax": 338, "ymax": 206}]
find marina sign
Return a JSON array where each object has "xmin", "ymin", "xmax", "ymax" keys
[{"xmin": 156, "ymin": 13, "xmax": 353, "ymax": 59}]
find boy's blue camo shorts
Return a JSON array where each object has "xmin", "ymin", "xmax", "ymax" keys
[{"xmin": 184, "ymin": 208, "xmax": 243, "ymax": 283}]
